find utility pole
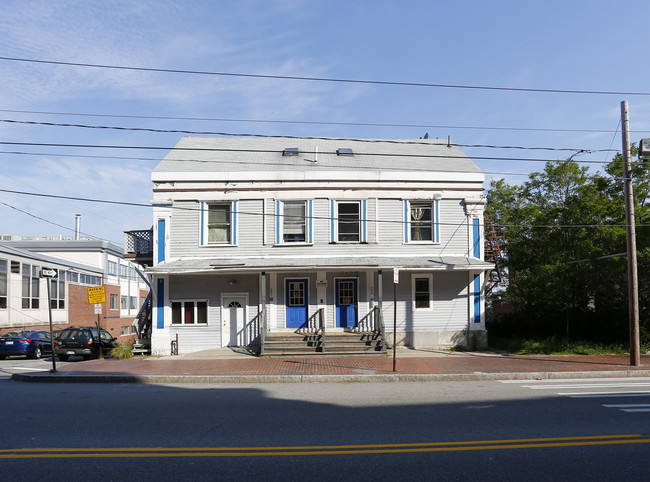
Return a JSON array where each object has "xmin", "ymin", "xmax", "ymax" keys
[{"xmin": 620, "ymin": 100, "xmax": 640, "ymax": 366}]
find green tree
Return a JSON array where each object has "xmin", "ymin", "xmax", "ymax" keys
[{"xmin": 486, "ymin": 149, "xmax": 649, "ymax": 344}]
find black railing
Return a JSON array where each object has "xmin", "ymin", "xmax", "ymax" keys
[
  {"xmin": 260, "ymin": 306, "xmax": 267, "ymax": 356},
  {"xmin": 124, "ymin": 229, "xmax": 153, "ymax": 257}
]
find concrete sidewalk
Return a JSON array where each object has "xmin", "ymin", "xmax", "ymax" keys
[{"xmin": 11, "ymin": 347, "xmax": 650, "ymax": 383}]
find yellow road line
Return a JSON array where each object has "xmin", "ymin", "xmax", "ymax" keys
[{"xmin": 0, "ymin": 434, "xmax": 647, "ymax": 459}]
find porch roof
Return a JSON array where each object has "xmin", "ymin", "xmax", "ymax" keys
[{"xmin": 146, "ymin": 256, "xmax": 494, "ymax": 274}]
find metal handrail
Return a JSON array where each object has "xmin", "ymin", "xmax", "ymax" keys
[
  {"xmin": 319, "ymin": 308, "xmax": 325, "ymax": 353},
  {"xmin": 374, "ymin": 306, "xmax": 386, "ymax": 352}
]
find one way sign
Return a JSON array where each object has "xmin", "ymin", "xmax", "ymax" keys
[{"xmin": 40, "ymin": 268, "xmax": 59, "ymax": 278}]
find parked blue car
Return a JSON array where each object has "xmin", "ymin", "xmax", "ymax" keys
[{"xmin": 0, "ymin": 331, "xmax": 53, "ymax": 359}]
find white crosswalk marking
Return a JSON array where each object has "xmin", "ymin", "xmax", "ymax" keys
[{"xmin": 500, "ymin": 377, "xmax": 650, "ymax": 413}]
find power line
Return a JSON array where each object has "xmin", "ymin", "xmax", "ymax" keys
[
  {"xmin": 3, "ymin": 108, "xmax": 648, "ymax": 134},
  {"xmin": 1, "ymin": 187, "xmax": 647, "ymax": 230},
  {"xmin": 0, "ymin": 118, "xmax": 618, "ymax": 153},
  {"xmin": 0, "ymin": 142, "xmax": 621, "ymax": 165},
  {"xmin": 2, "ymin": 56, "xmax": 650, "ymax": 97}
]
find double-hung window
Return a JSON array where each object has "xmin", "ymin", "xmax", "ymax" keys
[
  {"xmin": 331, "ymin": 200, "xmax": 367, "ymax": 243},
  {"xmin": 201, "ymin": 202, "xmax": 237, "ymax": 245},
  {"xmin": 405, "ymin": 200, "xmax": 439, "ymax": 243},
  {"xmin": 412, "ymin": 274, "xmax": 433, "ymax": 310},
  {"xmin": 49, "ymin": 278, "xmax": 65, "ymax": 309},
  {"xmin": 0, "ymin": 259, "xmax": 6, "ymax": 309},
  {"xmin": 276, "ymin": 200, "xmax": 312, "ymax": 244},
  {"xmin": 22, "ymin": 264, "xmax": 40, "ymax": 309},
  {"xmin": 171, "ymin": 300, "xmax": 208, "ymax": 324}
]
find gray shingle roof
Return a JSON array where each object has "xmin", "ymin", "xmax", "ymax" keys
[{"xmin": 153, "ymin": 136, "xmax": 482, "ymax": 175}]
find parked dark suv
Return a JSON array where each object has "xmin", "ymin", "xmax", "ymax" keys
[{"xmin": 55, "ymin": 327, "xmax": 117, "ymax": 361}]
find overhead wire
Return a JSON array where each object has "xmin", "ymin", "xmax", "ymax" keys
[
  {"xmin": 3, "ymin": 108, "xmax": 650, "ymax": 134},
  {"xmin": 0, "ymin": 187, "xmax": 647, "ymax": 230},
  {"xmin": 2, "ymin": 55, "xmax": 650, "ymax": 96}
]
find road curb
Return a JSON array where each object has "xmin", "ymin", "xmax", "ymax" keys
[{"xmin": 11, "ymin": 370, "xmax": 650, "ymax": 384}]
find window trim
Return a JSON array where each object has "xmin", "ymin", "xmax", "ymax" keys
[
  {"xmin": 200, "ymin": 201, "xmax": 237, "ymax": 246},
  {"xmin": 404, "ymin": 200, "xmax": 439, "ymax": 244},
  {"xmin": 330, "ymin": 200, "xmax": 367, "ymax": 243},
  {"xmin": 170, "ymin": 299, "xmax": 209, "ymax": 325},
  {"xmin": 275, "ymin": 200, "xmax": 313, "ymax": 245},
  {"xmin": 412, "ymin": 274, "xmax": 433, "ymax": 311}
]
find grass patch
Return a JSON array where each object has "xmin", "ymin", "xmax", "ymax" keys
[
  {"xmin": 488, "ymin": 336, "xmax": 647, "ymax": 355},
  {"xmin": 110, "ymin": 340, "xmax": 134, "ymax": 360}
]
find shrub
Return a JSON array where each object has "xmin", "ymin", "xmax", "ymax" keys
[{"xmin": 110, "ymin": 340, "xmax": 134, "ymax": 359}]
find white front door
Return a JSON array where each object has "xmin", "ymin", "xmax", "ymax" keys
[{"xmin": 222, "ymin": 296, "xmax": 245, "ymax": 347}]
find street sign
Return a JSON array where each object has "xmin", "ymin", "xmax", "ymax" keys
[
  {"xmin": 393, "ymin": 268, "xmax": 399, "ymax": 284},
  {"xmin": 94, "ymin": 303, "xmax": 102, "ymax": 315},
  {"xmin": 40, "ymin": 268, "xmax": 58, "ymax": 278},
  {"xmin": 87, "ymin": 286, "xmax": 106, "ymax": 304}
]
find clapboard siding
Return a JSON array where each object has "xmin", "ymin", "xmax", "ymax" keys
[
  {"xmin": 167, "ymin": 274, "xmax": 260, "ymax": 352},
  {"xmin": 166, "ymin": 197, "xmax": 471, "ymax": 259}
]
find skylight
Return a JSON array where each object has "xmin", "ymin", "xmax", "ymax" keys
[
  {"xmin": 283, "ymin": 147, "xmax": 299, "ymax": 156},
  {"xmin": 336, "ymin": 148, "xmax": 354, "ymax": 156}
]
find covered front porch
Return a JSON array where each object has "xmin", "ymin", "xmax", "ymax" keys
[{"xmin": 147, "ymin": 256, "xmax": 493, "ymax": 356}]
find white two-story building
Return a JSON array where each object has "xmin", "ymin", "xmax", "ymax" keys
[{"xmin": 147, "ymin": 136, "xmax": 493, "ymax": 355}]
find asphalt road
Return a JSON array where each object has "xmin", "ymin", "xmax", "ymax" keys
[{"xmin": 1, "ymin": 375, "xmax": 649, "ymax": 481}]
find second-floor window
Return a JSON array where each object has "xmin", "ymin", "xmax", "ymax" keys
[
  {"xmin": 201, "ymin": 202, "xmax": 237, "ymax": 245},
  {"xmin": 331, "ymin": 200, "xmax": 367, "ymax": 243},
  {"xmin": 405, "ymin": 200, "xmax": 439, "ymax": 243},
  {"xmin": 0, "ymin": 259, "xmax": 7, "ymax": 309},
  {"xmin": 276, "ymin": 200, "xmax": 312, "ymax": 244}
]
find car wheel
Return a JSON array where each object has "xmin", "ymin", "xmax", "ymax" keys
[
  {"xmin": 57, "ymin": 354, "xmax": 68, "ymax": 361},
  {"xmin": 30, "ymin": 345, "xmax": 43, "ymax": 359}
]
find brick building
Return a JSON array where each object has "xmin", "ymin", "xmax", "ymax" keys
[{"xmin": 0, "ymin": 237, "xmax": 149, "ymax": 339}]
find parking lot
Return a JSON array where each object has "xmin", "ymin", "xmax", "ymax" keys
[{"xmin": 0, "ymin": 356, "xmax": 74, "ymax": 378}]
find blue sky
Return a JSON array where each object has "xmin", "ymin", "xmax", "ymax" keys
[{"xmin": 1, "ymin": 0, "xmax": 650, "ymax": 244}]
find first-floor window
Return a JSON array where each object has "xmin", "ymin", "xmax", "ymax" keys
[
  {"xmin": 22, "ymin": 263, "xmax": 40, "ymax": 309},
  {"xmin": 413, "ymin": 275, "xmax": 433, "ymax": 310},
  {"xmin": 171, "ymin": 300, "xmax": 208, "ymax": 324},
  {"xmin": 110, "ymin": 294, "xmax": 119, "ymax": 310},
  {"xmin": 0, "ymin": 259, "xmax": 7, "ymax": 309},
  {"xmin": 50, "ymin": 279, "xmax": 66, "ymax": 309}
]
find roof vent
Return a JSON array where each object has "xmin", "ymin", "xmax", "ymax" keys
[
  {"xmin": 283, "ymin": 147, "xmax": 299, "ymax": 156},
  {"xmin": 336, "ymin": 148, "xmax": 353, "ymax": 156}
]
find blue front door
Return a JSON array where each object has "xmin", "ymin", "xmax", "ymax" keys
[
  {"xmin": 336, "ymin": 279, "xmax": 357, "ymax": 328},
  {"xmin": 286, "ymin": 279, "xmax": 308, "ymax": 328}
]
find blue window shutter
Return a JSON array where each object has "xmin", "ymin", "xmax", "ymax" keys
[
  {"xmin": 200, "ymin": 202, "xmax": 205, "ymax": 245},
  {"xmin": 474, "ymin": 275, "xmax": 481, "ymax": 323},
  {"xmin": 473, "ymin": 218, "xmax": 480, "ymax": 258},
  {"xmin": 308, "ymin": 200, "xmax": 313, "ymax": 244},
  {"xmin": 404, "ymin": 200, "xmax": 409, "ymax": 243},
  {"xmin": 435, "ymin": 200, "xmax": 440, "ymax": 243},
  {"xmin": 156, "ymin": 278, "xmax": 165, "ymax": 329},
  {"xmin": 275, "ymin": 200, "xmax": 280, "ymax": 244},
  {"xmin": 232, "ymin": 201, "xmax": 237, "ymax": 245},
  {"xmin": 362, "ymin": 200, "xmax": 367, "ymax": 243},
  {"xmin": 157, "ymin": 219, "xmax": 165, "ymax": 263},
  {"xmin": 330, "ymin": 200, "xmax": 335, "ymax": 243}
]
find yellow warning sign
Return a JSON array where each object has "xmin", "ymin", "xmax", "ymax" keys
[{"xmin": 87, "ymin": 286, "xmax": 106, "ymax": 304}]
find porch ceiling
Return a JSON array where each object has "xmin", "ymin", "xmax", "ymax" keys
[{"xmin": 146, "ymin": 256, "xmax": 494, "ymax": 274}]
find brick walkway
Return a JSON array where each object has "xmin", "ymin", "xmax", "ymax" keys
[{"xmin": 41, "ymin": 353, "xmax": 650, "ymax": 378}]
